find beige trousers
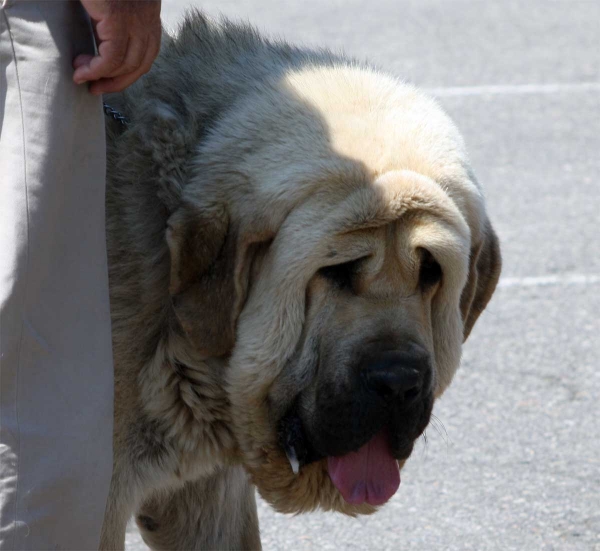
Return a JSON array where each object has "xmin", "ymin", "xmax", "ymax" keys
[{"xmin": 0, "ymin": 2, "xmax": 113, "ymax": 549}]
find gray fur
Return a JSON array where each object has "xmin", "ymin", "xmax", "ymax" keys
[
  {"xmin": 102, "ymin": 12, "xmax": 347, "ymax": 549},
  {"xmin": 100, "ymin": 10, "xmax": 500, "ymax": 550}
]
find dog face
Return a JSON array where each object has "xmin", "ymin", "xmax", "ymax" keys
[
  {"xmin": 273, "ymin": 222, "xmax": 453, "ymax": 494},
  {"xmin": 166, "ymin": 67, "xmax": 500, "ymax": 514}
]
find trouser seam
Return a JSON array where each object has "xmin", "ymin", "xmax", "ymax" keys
[{"xmin": 1, "ymin": 9, "xmax": 29, "ymax": 550}]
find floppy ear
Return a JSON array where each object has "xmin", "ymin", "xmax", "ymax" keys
[
  {"xmin": 166, "ymin": 203, "xmax": 240, "ymax": 357},
  {"xmin": 460, "ymin": 218, "xmax": 502, "ymax": 341}
]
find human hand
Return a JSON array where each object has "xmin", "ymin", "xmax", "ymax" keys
[{"xmin": 73, "ymin": 0, "xmax": 162, "ymax": 95}]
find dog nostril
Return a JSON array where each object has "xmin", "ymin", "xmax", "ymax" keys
[
  {"xmin": 364, "ymin": 348, "xmax": 428, "ymax": 400},
  {"xmin": 403, "ymin": 385, "xmax": 421, "ymax": 402},
  {"xmin": 365, "ymin": 365, "xmax": 422, "ymax": 398}
]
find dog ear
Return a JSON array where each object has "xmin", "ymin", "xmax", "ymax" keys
[
  {"xmin": 166, "ymin": 203, "xmax": 239, "ymax": 357},
  {"xmin": 460, "ymin": 218, "xmax": 502, "ymax": 341}
]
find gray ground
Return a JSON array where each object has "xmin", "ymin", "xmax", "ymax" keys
[{"xmin": 127, "ymin": 1, "xmax": 600, "ymax": 549}]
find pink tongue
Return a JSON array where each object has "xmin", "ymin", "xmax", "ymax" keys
[{"xmin": 327, "ymin": 430, "xmax": 400, "ymax": 506}]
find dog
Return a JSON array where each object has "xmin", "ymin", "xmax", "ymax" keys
[{"xmin": 99, "ymin": 11, "xmax": 501, "ymax": 550}]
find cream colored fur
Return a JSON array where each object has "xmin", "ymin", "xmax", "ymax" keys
[{"xmin": 100, "ymin": 11, "xmax": 500, "ymax": 550}]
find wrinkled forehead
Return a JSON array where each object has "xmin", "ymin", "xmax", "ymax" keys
[{"xmin": 267, "ymin": 169, "xmax": 471, "ymax": 288}]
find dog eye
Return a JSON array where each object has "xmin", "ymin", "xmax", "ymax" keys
[
  {"xmin": 318, "ymin": 257, "xmax": 365, "ymax": 291},
  {"xmin": 418, "ymin": 248, "xmax": 442, "ymax": 291}
]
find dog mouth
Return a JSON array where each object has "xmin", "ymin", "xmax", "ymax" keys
[
  {"xmin": 327, "ymin": 429, "xmax": 401, "ymax": 506},
  {"xmin": 277, "ymin": 410, "xmax": 413, "ymax": 507}
]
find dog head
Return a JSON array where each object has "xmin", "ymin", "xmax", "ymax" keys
[{"xmin": 166, "ymin": 67, "xmax": 501, "ymax": 514}]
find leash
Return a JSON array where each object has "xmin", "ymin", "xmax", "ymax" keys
[{"xmin": 103, "ymin": 102, "xmax": 130, "ymax": 127}]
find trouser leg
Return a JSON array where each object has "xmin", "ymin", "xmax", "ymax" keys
[{"xmin": 0, "ymin": 2, "xmax": 114, "ymax": 549}]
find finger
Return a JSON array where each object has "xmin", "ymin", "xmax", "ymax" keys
[
  {"xmin": 73, "ymin": 36, "xmax": 128, "ymax": 84},
  {"xmin": 72, "ymin": 54, "xmax": 93, "ymax": 72},
  {"xmin": 88, "ymin": 74, "xmax": 137, "ymax": 96},
  {"xmin": 88, "ymin": 40, "xmax": 158, "ymax": 95},
  {"xmin": 106, "ymin": 36, "xmax": 148, "ymax": 78},
  {"xmin": 137, "ymin": 33, "xmax": 161, "ymax": 76}
]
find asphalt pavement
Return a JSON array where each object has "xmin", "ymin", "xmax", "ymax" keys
[{"xmin": 127, "ymin": 1, "xmax": 600, "ymax": 549}]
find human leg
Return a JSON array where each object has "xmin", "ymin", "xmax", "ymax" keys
[{"xmin": 0, "ymin": 2, "xmax": 113, "ymax": 549}]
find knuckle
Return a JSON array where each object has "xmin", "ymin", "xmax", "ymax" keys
[
  {"xmin": 111, "ymin": 49, "xmax": 128, "ymax": 70},
  {"xmin": 107, "ymin": 58, "xmax": 124, "ymax": 72},
  {"xmin": 122, "ymin": 61, "xmax": 140, "ymax": 74}
]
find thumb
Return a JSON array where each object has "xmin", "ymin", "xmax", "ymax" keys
[{"xmin": 73, "ymin": 54, "xmax": 94, "ymax": 71}]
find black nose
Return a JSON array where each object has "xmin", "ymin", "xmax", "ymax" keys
[{"xmin": 363, "ymin": 344, "xmax": 430, "ymax": 402}]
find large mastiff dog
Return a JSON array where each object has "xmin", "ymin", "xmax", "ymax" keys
[{"xmin": 100, "ymin": 11, "xmax": 501, "ymax": 550}]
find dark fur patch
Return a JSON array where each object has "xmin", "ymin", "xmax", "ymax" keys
[{"xmin": 137, "ymin": 514, "xmax": 159, "ymax": 532}]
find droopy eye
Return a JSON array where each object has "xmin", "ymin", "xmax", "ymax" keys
[
  {"xmin": 319, "ymin": 257, "xmax": 366, "ymax": 291},
  {"xmin": 418, "ymin": 248, "xmax": 442, "ymax": 291}
]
